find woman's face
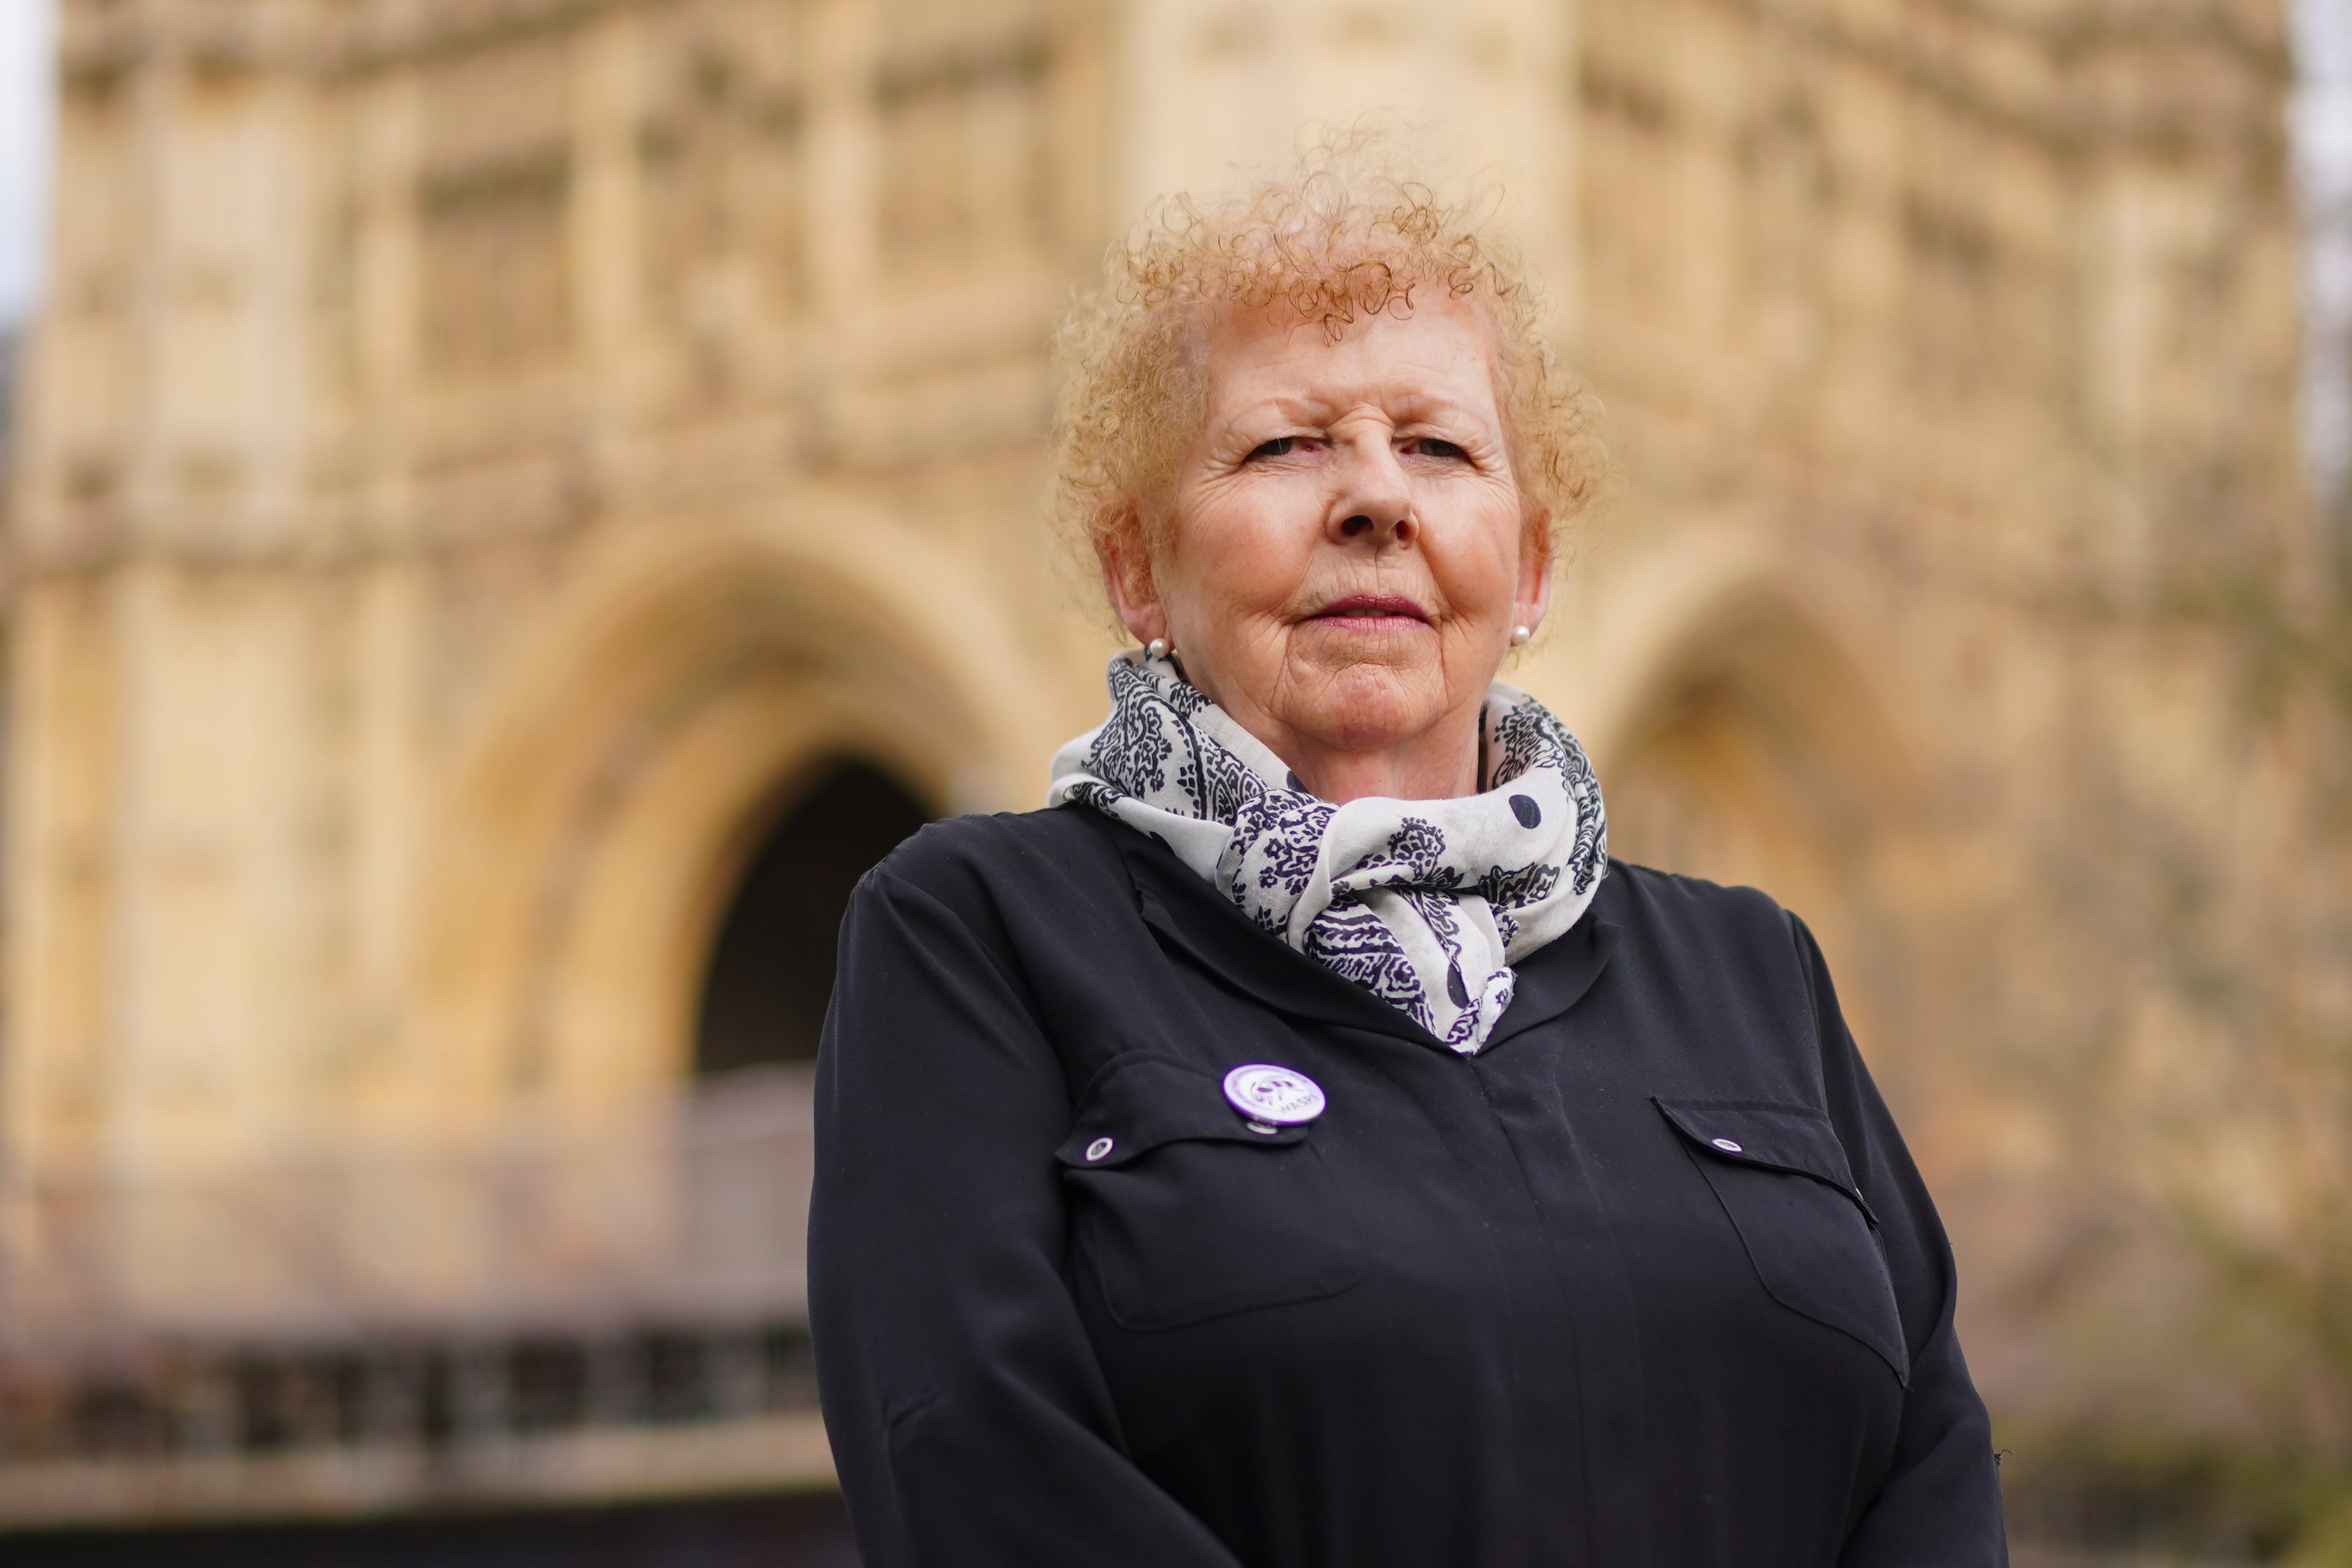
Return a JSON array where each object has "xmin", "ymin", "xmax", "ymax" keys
[{"xmin": 1105, "ymin": 296, "xmax": 1550, "ymax": 800}]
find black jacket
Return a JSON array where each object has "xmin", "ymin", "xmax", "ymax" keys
[{"xmin": 809, "ymin": 805, "xmax": 2006, "ymax": 1567}]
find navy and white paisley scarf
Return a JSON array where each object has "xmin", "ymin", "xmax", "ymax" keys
[{"xmin": 1048, "ymin": 650, "xmax": 1609, "ymax": 1054}]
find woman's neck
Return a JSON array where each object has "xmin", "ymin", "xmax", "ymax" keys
[{"xmin": 1263, "ymin": 707, "xmax": 1486, "ymax": 804}]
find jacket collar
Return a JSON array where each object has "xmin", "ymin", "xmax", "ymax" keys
[
  {"xmin": 1083, "ymin": 809, "xmax": 1620, "ymax": 1057},
  {"xmin": 1486, "ymin": 906, "xmax": 1621, "ymax": 1051}
]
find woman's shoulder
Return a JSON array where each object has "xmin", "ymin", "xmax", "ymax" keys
[
  {"xmin": 1594, "ymin": 858, "xmax": 1814, "ymax": 984},
  {"xmin": 1594, "ymin": 860, "xmax": 1860, "ymax": 1095},
  {"xmin": 862, "ymin": 804, "xmax": 1131, "ymax": 917},
  {"xmin": 1599, "ymin": 858, "xmax": 1796, "ymax": 934}
]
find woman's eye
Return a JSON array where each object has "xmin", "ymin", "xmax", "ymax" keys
[
  {"xmin": 1404, "ymin": 436, "xmax": 1468, "ymax": 459},
  {"xmin": 1249, "ymin": 436, "xmax": 1299, "ymax": 459}
]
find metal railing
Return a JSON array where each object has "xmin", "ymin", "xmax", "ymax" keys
[{"xmin": 0, "ymin": 1068, "xmax": 831, "ymax": 1527}]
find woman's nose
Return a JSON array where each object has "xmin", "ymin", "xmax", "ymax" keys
[{"xmin": 1326, "ymin": 440, "xmax": 1415, "ymax": 546}]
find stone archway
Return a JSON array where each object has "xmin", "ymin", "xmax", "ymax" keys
[{"xmin": 403, "ymin": 500, "xmax": 1047, "ymax": 1136}]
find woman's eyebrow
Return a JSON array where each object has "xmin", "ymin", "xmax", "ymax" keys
[
  {"xmin": 1232, "ymin": 390, "xmax": 1489, "ymax": 428},
  {"xmin": 1232, "ymin": 393, "xmax": 1339, "ymax": 425}
]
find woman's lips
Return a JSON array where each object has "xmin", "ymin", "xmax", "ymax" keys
[{"xmin": 1310, "ymin": 594, "xmax": 1429, "ymax": 625}]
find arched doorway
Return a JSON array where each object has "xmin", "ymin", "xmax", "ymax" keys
[{"xmin": 693, "ymin": 759, "xmax": 936, "ymax": 1076}]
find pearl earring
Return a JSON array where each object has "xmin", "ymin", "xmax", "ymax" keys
[
  {"xmin": 1146, "ymin": 637, "xmax": 1170, "ymax": 659},
  {"xmin": 1509, "ymin": 625, "xmax": 1532, "ymax": 648}
]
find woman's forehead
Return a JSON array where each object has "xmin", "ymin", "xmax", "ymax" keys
[{"xmin": 1201, "ymin": 296, "xmax": 1505, "ymax": 419}]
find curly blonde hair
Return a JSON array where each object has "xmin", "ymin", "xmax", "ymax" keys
[{"xmin": 1049, "ymin": 138, "xmax": 1612, "ymax": 614}]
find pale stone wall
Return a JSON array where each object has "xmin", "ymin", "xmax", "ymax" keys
[{"xmin": 6, "ymin": 1, "xmax": 1100, "ymax": 1326}]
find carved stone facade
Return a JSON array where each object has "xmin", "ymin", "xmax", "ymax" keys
[{"xmin": 2, "ymin": 0, "xmax": 2327, "ymax": 1539}]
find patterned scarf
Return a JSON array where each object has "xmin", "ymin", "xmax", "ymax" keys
[{"xmin": 1049, "ymin": 650, "xmax": 1609, "ymax": 1054}]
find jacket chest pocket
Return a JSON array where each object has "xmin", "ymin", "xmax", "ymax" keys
[
  {"xmin": 1654, "ymin": 1097, "xmax": 1911, "ymax": 1386},
  {"xmin": 1058, "ymin": 1055, "xmax": 1364, "ymax": 1332}
]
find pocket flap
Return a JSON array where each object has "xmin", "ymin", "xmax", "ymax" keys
[
  {"xmin": 1653, "ymin": 1097, "xmax": 1876, "ymax": 1224},
  {"xmin": 1656, "ymin": 1095, "xmax": 1906, "ymax": 1384},
  {"xmin": 1057, "ymin": 1055, "xmax": 1310, "ymax": 1170}
]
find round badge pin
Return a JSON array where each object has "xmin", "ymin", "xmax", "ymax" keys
[{"xmin": 1222, "ymin": 1064, "xmax": 1326, "ymax": 1127}]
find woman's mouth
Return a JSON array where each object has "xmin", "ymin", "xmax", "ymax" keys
[{"xmin": 1309, "ymin": 594, "xmax": 1430, "ymax": 629}]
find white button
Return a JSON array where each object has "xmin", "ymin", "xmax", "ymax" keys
[
  {"xmin": 1246, "ymin": 1121, "xmax": 1278, "ymax": 1135},
  {"xmin": 1222, "ymin": 1064, "xmax": 1327, "ymax": 1126},
  {"xmin": 1710, "ymin": 1137, "xmax": 1743, "ymax": 1153},
  {"xmin": 1085, "ymin": 1137, "xmax": 1114, "ymax": 1162}
]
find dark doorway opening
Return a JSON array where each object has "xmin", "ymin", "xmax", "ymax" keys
[{"xmin": 694, "ymin": 758, "xmax": 933, "ymax": 1075}]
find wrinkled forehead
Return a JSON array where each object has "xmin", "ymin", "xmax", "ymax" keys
[{"xmin": 1193, "ymin": 292, "xmax": 1510, "ymax": 427}]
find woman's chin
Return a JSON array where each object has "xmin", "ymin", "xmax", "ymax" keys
[{"xmin": 1284, "ymin": 663, "xmax": 1456, "ymax": 751}]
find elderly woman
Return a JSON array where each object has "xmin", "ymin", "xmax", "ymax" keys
[{"xmin": 808, "ymin": 162, "xmax": 2006, "ymax": 1567}]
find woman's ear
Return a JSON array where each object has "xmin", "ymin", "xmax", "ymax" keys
[
  {"xmin": 1095, "ymin": 502, "xmax": 1166, "ymax": 646},
  {"xmin": 1515, "ymin": 506, "xmax": 1556, "ymax": 634}
]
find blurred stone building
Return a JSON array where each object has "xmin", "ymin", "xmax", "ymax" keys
[{"xmin": 1, "ymin": 0, "xmax": 2335, "ymax": 1558}]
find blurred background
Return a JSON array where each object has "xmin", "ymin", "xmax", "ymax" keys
[{"xmin": 0, "ymin": 0, "xmax": 2347, "ymax": 1562}]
